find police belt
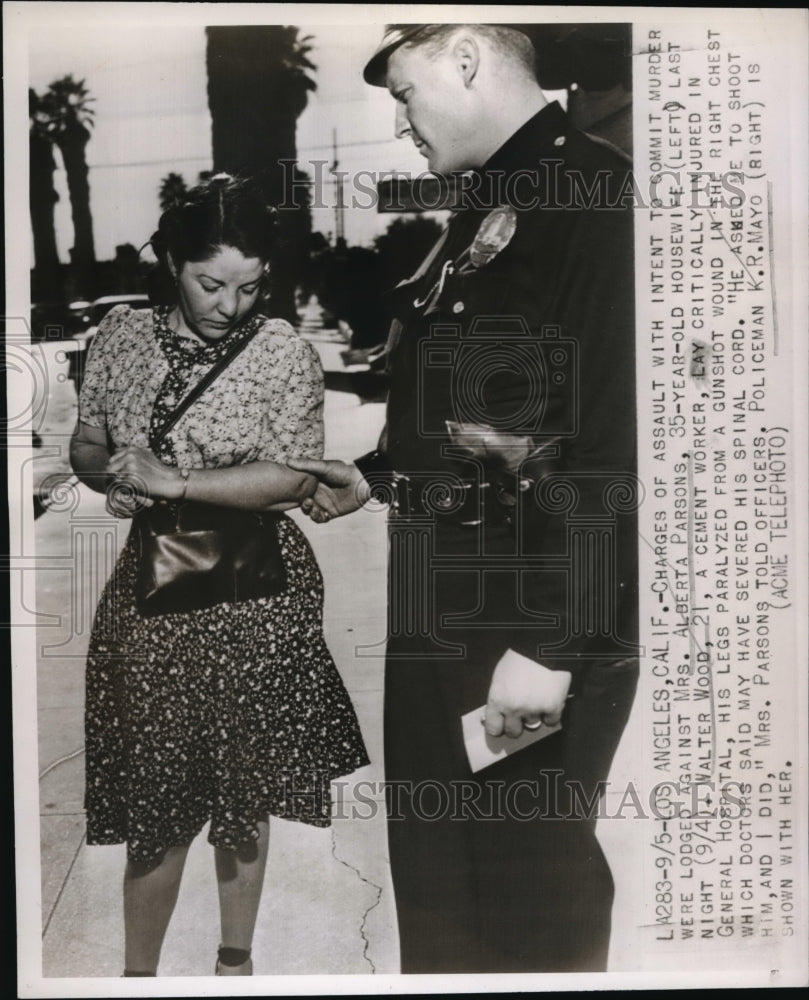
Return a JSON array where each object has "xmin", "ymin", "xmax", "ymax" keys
[{"xmin": 384, "ymin": 471, "xmax": 530, "ymax": 525}]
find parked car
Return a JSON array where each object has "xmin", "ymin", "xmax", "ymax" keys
[
  {"xmin": 68, "ymin": 300, "xmax": 93, "ymax": 334},
  {"xmin": 30, "ymin": 301, "xmax": 74, "ymax": 341},
  {"xmin": 67, "ymin": 294, "xmax": 150, "ymax": 394},
  {"xmin": 86, "ymin": 293, "xmax": 149, "ymax": 329},
  {"xmin": 29, "ymin": 298, "xmax": 101, "ymax": 341}
]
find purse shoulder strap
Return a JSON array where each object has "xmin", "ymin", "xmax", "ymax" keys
[{"xmin": 152, "ymin": 324, "xmax": 262, "ymax": 445}]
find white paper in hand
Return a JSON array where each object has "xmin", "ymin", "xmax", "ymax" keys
[{"xmin": 461, "ymin": 705, "xmax": 562, "ymax": 773}]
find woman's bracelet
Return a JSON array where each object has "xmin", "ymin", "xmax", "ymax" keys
[{"xmin": 178, "ymin": 466, "xmax": 191, "ymax": 500}]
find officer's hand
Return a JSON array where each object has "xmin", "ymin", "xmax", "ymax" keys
[
  {"xmin": 484, "ymin": 649, "xmax": 572, "ymax": 738},
  {"xmin": 446, "ymin": 422, "xmax": 535, "ymax": 474},
  {"xmin": 287, "ymin": 457, "xmax": 371, "ymax": 521}
]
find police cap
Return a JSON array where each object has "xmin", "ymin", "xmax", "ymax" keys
[{"xmin": 362, "ymin": 22, "xmax": 631, "ymax": 91}]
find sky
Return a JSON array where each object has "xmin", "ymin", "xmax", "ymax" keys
[{"xmin": 27, "ymin": 15, "xmax": 430, "ymax": 261}]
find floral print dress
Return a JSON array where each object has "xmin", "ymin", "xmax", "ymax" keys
[{"xmin": 79, "ymin": 305, "xmax": 369, "ymax": 863}]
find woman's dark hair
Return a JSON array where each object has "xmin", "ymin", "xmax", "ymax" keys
[{"xmin": 148, "ymin": 174, "xmax": 277, "ymax": 303}]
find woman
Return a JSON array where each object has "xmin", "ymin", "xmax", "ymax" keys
[{"xmin": 70, "ymin": 175, "xmax": 369, "ymax": 977}]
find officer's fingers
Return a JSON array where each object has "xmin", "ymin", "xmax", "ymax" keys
[
  {"xmin": 502, "ymin": 712, "xmax": 524, "ymax": 739},
  {"xmin": 287, "ymin": 456, "xmax": 325, "ymax": 476},
  {"xmin": 522, "ymin": 714, "xmax": 543, "ymax": 731},
  {"xmin": 308, "ymin": 503, "xmax": 332, "ymax": 525},
  {"xmin": 483, "ymin": 705, "xmax": 505, "ymax": 737},
  {"xmin": 312, "ymin": 487, "xmax": 342, "ymax": 517},
  {"xmin": 542, "ymin": 707, "xmax": 564, "ymax": 728},
  {"xmin": 292, "ymin": 457, "xmax": 353, "ymax": 489},
  {"xmin": 300, "ymin": 497, "xmax": 321, "ymax": 518}
]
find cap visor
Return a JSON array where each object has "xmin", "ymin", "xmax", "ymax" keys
[{"xmin": 363, "ymin": 45, "xmax": 395, "ymax": 86}]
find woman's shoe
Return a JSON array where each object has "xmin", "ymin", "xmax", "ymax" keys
[{"xmin": 215, "ymin": 945, "xmax": 253, "ymax": 976}]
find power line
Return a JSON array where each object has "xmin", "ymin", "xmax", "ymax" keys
[
  {"xmin": 85, "ymin": 138, "xmax": 404, "ymax": 170},
  {"xmin": 299, "ymin": 137, "xmax": 400, "ymax": 153},
  {"xmin": 87, "ymin": 155, "xmax": 212, "ymax": 169}
]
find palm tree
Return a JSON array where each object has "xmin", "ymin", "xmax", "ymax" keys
[
  {"xmin": 41, "ymin": 75, "xmax": 97, "ymax": 293},
  {"xmin": 29, "ymin": 88, "xmax": 62, "ymax": 300},
  {"xmin": 205, "ymin": 26, "xmax": 316, "ymax": 322},
  {"xmin": 159, "ymin": 172, "xmax": 188, "ymax": 213}
]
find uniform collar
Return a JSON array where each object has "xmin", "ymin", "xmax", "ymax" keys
[
  {"xmin": 388, "ymin": 103, "xmax": 569, "ymax": 309},
  {"xmin": 480, "ymin": 100, "xmax": 569, "ymax": 176}
]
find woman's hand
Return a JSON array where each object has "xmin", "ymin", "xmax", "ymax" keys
[{"xmin": 106, "ymin": 446, "xmax": 185, "ymax": 505}]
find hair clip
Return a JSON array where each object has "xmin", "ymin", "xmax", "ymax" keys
[{"xmin": 211, "ymin": 172, "xmax": 232, "ymax": 183}]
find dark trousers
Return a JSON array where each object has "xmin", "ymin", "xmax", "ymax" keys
[{"xmin": 384, "ymin": 638, "xmax": 638, "ymax": 974}]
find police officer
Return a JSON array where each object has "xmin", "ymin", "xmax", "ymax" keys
[{"xmin": 290, "ymin": 23, "xmax": 639, "ymax": 973}]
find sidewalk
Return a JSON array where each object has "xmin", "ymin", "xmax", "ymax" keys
[{"xmin": 35, "ymin": 312, "xmax": 398, "ymax": 977}]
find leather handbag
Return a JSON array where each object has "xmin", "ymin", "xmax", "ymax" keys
[
  {"xmin": 135, "ymin": 501, "xmax": 286, "ymax": 617},
  {"xmin": 133, "ymin": 325, "xmax": 287, "ymax": 617}
]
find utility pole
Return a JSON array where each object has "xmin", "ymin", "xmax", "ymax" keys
[{"xmin": 330, "ymin": 128, "xmax": 345, "ymax": 246}]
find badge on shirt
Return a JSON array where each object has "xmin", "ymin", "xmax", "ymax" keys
[{"xmin": 469, "ymin": 205, "xmax": 518, "ymax": 268}]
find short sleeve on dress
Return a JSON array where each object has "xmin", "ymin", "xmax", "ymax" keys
[
  {"xmin": 78, "ymin": 305, "xmax": 135, "ymax": 430},
  {"xmin": 255, "ymin": 324, "xmax": 325, "ymax": 463}
]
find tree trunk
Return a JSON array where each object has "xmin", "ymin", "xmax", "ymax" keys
[
  {"xmin": 29, "ymin": 131, "xmax": 62, "ymax": 300},
  {"xmin": 206, "ymin": 26, "xmax": 312, "ymax": 324},
  {"xmin": 56, "ymin": 123, "xmax": 96, "ymax": 296}
]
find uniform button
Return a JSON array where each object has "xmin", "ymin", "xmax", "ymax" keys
[
  {"xmin": 554, "ymin": 135, "xmax": 566, "ymax": 147},
  {"xmin": 452, "ymin": 301, "xmax": 464, "ymax": 313}
]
